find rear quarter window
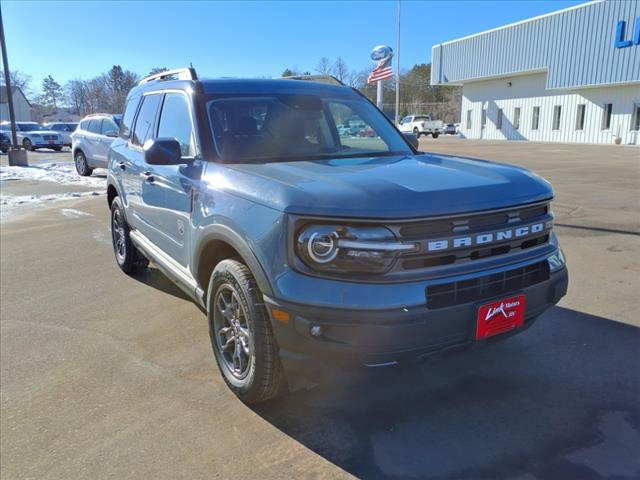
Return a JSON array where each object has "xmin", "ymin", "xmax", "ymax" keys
[{"xmin": 120, "ymin": 96, "xmax": 140, "ymax": 139}]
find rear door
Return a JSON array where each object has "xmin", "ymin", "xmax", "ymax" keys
[
  {"xmin": 84, "ymin": 119, "xmax": 103, "ymax": 166},
  {"xmin": 140, "ymin": 91, "xmax": 200, "ymax": 267},
  {"xmin": 95, "ymin": 118, "xmax": 120, "ymax": 166}
]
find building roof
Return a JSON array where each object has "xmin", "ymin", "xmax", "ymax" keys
[
  {"xmin": 0, "ymin": 85, "xmax": 32, "ymax": 107},
  {"xmin": 431, "ymin": 0, "xmax": 640, "ymax": 90}
]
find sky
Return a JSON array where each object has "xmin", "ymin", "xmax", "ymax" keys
[{"xmin": 3, "ymin": 0, "xmax": 585, "ymax": 92}]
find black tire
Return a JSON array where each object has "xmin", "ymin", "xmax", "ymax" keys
[
  {"xmin": 208, "ymin": 259, "xmax": 283, "ymax": 404},
  {"xmin": 53, "ymin": 146, "xmax": 62, "ymax": 152},
  {"xmin": 110, "ymin": 196, "xmax": 148, "ymax": 274},
  {"xmin": 23, "ymin": 139, "xmax": 34, "ymax": 151},
  {"xmin": 413, "ymin": 127, "xmax": 420, "ymax": 137},
  {"xmin": 74, "ymin": 150, "xmax": 93, "ymax": 176},
  {"xmin": 432, "ymin": 132, "xmax": 440, "ymax": 139}
]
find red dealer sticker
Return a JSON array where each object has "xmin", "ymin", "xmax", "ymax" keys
[{"xmin": 476, "ymin": 294, "xmax": 526, "ymax": 340}]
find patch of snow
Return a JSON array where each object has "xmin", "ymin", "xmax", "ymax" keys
[
  {"xmin": 93, "ymin": 230, "xmax": 111, "ymax": 245},
  {"xmin": 1, "ymin": 191, "xmax": 101, "ymax": 222},
  {"xmin": 0, "ymin": 162, "xmax": 106, "ymax": 189},
  {"xmin": 60, "ymin": 208, "xmax": 94, "ymax": 219}
]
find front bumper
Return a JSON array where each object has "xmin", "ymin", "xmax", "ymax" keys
[{"xmin": 265, "ymin": 255, "xmax": 568, "ymax": 386}]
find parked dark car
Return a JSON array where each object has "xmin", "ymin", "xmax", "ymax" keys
[
  {"xmin": 0, "ymin": 131, "xmax": 10, "ymax": 153},
  {"xmin": 106, "ymin": 68, "xmax": 568, "ymax": 403}
]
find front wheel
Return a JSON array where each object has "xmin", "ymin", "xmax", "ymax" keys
[
  {"xmin": 208, "ymin": 259, "xmax": 283, "ymax": 403},
  {"xmin": 413, "ymin": 127, "xmax": 421, "ymax": 137},
  {"xmin": 74, "ymin": 150, "xmax": 93, "ymax": 176},
  {"xmin": 23, "ymin": 139, "xmax": 34, "ymax": 151},
  {"xmin": 432, "ymin": 132, "xmax": 440, "ymax": 139}
]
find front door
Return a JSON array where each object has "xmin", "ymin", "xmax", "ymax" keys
[{"xmin": 139, "ymin": 91, "xmax": 200, "ymax": 267}]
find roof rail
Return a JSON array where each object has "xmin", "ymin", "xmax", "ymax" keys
[
  {"xmin": 282, "ymin": 74, "xmax": 344, "ymax": 86},
  {"xmin": 138, "ymin": 67, "xmax": 198, "ymax": 85}
]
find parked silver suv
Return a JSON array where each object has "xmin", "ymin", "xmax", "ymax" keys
[{"xmin": 71, "ymin": 114, "xmax": 121, "ymax": 176}]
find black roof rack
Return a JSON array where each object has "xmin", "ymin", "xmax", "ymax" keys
[
  {"xmin": 281, "ymin": 74, "xmax": 344, "ymax": 86},
  {"xmin": 138, "ymin": 67, "xmax": 198, "ymax": 85}
]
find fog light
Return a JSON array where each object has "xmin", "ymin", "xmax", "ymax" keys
[
  {"xmin": 548, "ymin": 249, "xmax": 566, "ymax": 272},
  {"xmin": 310, "ymin": 325, "xmax": 323, "ymax": 337}
]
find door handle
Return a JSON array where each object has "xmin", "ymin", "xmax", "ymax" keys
[
  {"xmin": 118, "ymin": 162, "xmax": 126, "ymax": 171},
  {"xmin": 143, "ymin": 171, "xmax": 155, "ymax": 183}
]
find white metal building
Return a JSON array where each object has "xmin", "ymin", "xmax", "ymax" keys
[
  {"xmin": 0, "ymin": 86, "xmax": 32, "ymax": 122},
  {"xmin": 431, "ymin": 0, "xmax": 640, "ymax": 145}
]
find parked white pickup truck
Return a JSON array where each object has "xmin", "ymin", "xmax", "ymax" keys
[{"xmin": 398, "ymin": 115, "xmax": 443, "ymax": 138}]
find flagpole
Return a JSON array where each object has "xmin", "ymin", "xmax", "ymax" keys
[{"xmin": 395, "ymin": 0, "xmax": 401, "ymax": 123}]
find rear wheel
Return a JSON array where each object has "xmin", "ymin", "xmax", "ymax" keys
[
  {"xmin": 432, "ymin": 132, "xmax": 440, "ymax": 139},
  {"xmin": 52, "ymin": 146, "xmax": 62, "ymax": 152},
  {"xmin": 23, "ymin": 139, "xmax": 34, "ymax": 151},
  {"xmin": 110, "ymin": 196, "xmax": 148, "ymax": 274},
  {"xmin": 74, "ymin": 150, "xmax": 93, "ymax": 176},
  {"xmin": 208, "ymin": 259, "xmax": 283, "ymax": 403}
]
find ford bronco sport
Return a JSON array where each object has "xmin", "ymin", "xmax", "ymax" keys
[{"xmin": 107, "ymin": 68, "xmax": 568, "ymax": 403}]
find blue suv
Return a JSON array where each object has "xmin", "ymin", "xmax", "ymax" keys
[{"xmin": 107, "ymin": 68, "xmax": 568, "ymax": 403}]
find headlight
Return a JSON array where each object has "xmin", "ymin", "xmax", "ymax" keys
[{"xmin": 296, "ymin": 224, "xmax": 417, "ymax": 274}]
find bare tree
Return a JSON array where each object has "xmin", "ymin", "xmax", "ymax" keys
[
  {"xmin": 315, "ymin": 57, "xmax": 332, "ymax": 75},
  {"xmin": 0, "ymin": 69, "xmax": 33, "ymax": 97}
]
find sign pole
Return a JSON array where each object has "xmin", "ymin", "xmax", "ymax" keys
[
  {"xmin": 377, "ymin": 80, "xmax": 383, "ymax": 110},
  {"xmin": 0, "ymin": 4, "xmax": 27, "ymax": 166},
  {"xmin": 395, "ymin": 0, "xmax": 401, "ymax": 123}
]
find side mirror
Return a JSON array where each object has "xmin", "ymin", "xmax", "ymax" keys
[
  {"xmin": 143, "ymin": 138, "xmax": 183, "ymax": 165},
  {"xmin": 105, "ymin": 130, "xmax": 118, "ymax": 138},
  {"xmin": 403, "ymin": 132, "xmax": 419, "ymax": 150}
]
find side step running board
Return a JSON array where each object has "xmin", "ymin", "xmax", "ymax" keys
[{"xmin": 129, "ymin": 229, "xmax": 206, "ymax": 309}]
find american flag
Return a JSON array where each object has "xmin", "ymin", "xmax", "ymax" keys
[{"xmin": 367, "ymin": 63, "xmax": 394, "ymax": 84}]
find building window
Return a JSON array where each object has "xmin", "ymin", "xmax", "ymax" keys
[
  {"xmin": 575, "ymin": 104, "xmax": 585, "ymax": 131},
  {"xmin": 496, "ymin": 109, "xmax": 503, "ymax": 130},
  {"xmin": 532, "ymin": 106, "xmax": 540, "ymax": 130},
  {"xmin": 513, "ymin": 107, "xmax": 521, "ymax": 130},
  {"xmin": 466, "ymin": 109, "xmax": 472, "ymax": 130},
  {"xmin": 602, "ymin": 103, "xmax": 612, "ymax": 130},
  {"xmin": 552, "ymin": 105, "xmax": 562, "ymax": 130},
  {"xmin": 631, "ymin": 104, "xmax": 640, "ymax": 131},
  {"xmin": 481, "ymin": 108, "xmax": 487, "ymax": 129}
]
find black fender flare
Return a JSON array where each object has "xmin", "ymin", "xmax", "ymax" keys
[{"xmin": 194, "ymin": 225, "xmax": 275, "ymax": 298}]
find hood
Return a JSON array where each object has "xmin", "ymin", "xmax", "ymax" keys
[
  {"xmin": 202, "ymin": 153, "xmax": 554, "ymax": 219},
  {"xmin": 24, "ymin": 130, "xmax": 59, "ymax": 136}
]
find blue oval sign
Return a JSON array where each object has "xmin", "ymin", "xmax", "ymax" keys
[{"xmin": 371, "ymin": 45, "xmax": 393, "ymax": 62}]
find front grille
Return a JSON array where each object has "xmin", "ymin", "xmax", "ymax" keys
[
  {"xmin": 426, "ymin": 260, "xmax": 550, "ymax": 309},
  {"xmin": 395, "ymin": 202, "xmax": 552, "ymax": 271},
  {"xmin": 42, "ymin": 135, "xmax": 57, "ymax": 141}
]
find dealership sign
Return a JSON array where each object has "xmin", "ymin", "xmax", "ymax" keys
[{"xmin": 614, "ymin": 17, "xmax": 640, "ymax": 48}]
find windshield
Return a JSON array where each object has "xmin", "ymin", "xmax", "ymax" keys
[
  {"xmin": 207, "ymin": 94, "xmax": 412, "ymax": 163},
  {"xmin": 17, "ymin": 123, "xmax": 46, "ymax": 132}
]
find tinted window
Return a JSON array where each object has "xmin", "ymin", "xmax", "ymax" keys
[
  {"xmin": 602, "ymin": 103, "xmax": 612, "ymax": 130},
  {"xmin": 208, "ymin": 95, "xmax": 410, "ymax": 162},
  {"xmin": 552, "ymin": 105, "xmax": 562, "ymax": 130},
  {"xmin": 80, "ymin": 120, "xmax": 90, "ymax": 130},
  {"xmin": 575, "ymin": 104, "xmax": 586, "ymax": 131},
  {"xmin": 132, "ymin": 94, "xmax": 162, "ymax": 146},
  {"xmin": 87, "ymin": 120, "xmax": 101, "ymax": 134},
  {"xmin": 496, "ymin": 109, "xmax": 503, "ymax": 130},
  {"xmin": 513, "ymin": 107, "xmax": 521, "ymax": 130},
  {"xmin": 157, "ymin": 93, "xmax": 195, "ymax": 156},
  {"xmin": 632, "ymin": 104, "xmax": 640, "ymax": 131},
  {"xmin": 532, "ymin": 106, "xmax": 540, "ymax": 130},
  {"xmin": 120, "ymin": 96, "xmax": 140, "ymax": 139},
  {"xmin": 101, "ymin": 118, "xmax": 119, "ymax": 136}
]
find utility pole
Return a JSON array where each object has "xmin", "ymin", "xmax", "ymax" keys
[
  {"xmin": 0, "ymin": 4, "xmax": 27, "ymax": 166},
  {"xmin": 395, "ymin": 0, "xmax": 401, "ymax": 124}
]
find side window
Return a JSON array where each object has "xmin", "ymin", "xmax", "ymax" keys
[
  {"xmin": 120, "ymin": 96, "xmax": 140, "ymax": 139},
  {"xmin": 80, "ymin": 120, "xmax": 89, "ymax": 131},
  {"xmin": 157, "ymin": 93, "xmax": 195, "ymax": 156},
  {"xmin": 132, "ymin": 94, "xmax": 162, "ymax": 147},
  {"xmin": 87, "ymin": 120, "xmax": 101, "ymax": 134},
  {"xmin": 101, "ymin": 118, "xmax": 119, "ymax": 136}
]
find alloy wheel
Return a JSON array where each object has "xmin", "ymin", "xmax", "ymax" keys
[{"xmin": 213, "ymin": 284, "xmax": 252, "ymax": 379}]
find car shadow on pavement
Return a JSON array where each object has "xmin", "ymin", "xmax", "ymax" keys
[
  {"xmin": 253, "ymin": 307, "xmax": 640, "ymax": 480},
  {"xmin": 134, "ymin": 266, "xmax": 193, "ymax": 303}
]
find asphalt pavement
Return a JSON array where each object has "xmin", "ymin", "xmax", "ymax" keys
[{"xmin": 1, "ymin": 140, "xmax": 639, "ymax": 479}]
